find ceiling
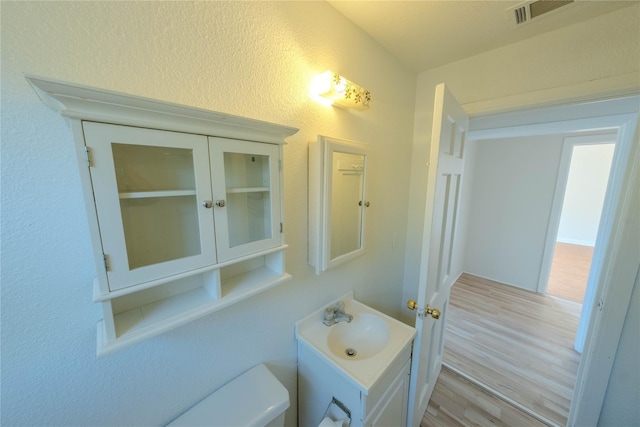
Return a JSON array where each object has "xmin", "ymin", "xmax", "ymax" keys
[{"xmin": 327, "ymin": 0, "xmax": 634, "ymax": 73}]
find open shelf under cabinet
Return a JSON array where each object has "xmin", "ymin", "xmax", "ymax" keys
[{"xmin": 96, "ymin": 249, "xmax": 289, "ymax": 357}]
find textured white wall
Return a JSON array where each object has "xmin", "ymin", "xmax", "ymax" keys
[
  {"xmin": 557, "ymin": 143, "xmax": 615, "ymax": 246},
  {"xmin": 401, "ymin": 2, "xmax": 640, "ymax": 320},
  {"xmin": 462, "ymin": 135, "xmax": 563, "ymax": 291},
  {"xmin": 0, "ymin": 2, "xmax": 415, "ymax": 426}
]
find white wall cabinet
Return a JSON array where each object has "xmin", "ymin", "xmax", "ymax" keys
[
  {"xmin": 26, "ymin": 75, "xmax": 298, "ymax": 356},
  {"xmin": 85, "ymin": 123, "xmax": 283, "ymax": 291},
  {"xmin": 308, "ymin": 135, "xmax": 369, "ymax": 274}
]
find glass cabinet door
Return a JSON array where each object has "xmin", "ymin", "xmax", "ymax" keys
[
  {"xmin": 209, "ymin": 137, "xmax": 282, "ymax": 262},
  {"xmin": 83, "ymin": 122, "xmax": 216, "ymax": 291}
]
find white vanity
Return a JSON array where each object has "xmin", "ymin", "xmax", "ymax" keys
[{"xmin": 295, "ymin": 293, "xmax": 416, "ymax": 427}]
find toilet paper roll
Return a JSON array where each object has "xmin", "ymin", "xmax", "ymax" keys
[
  {"xmin": 318, "ymin": 417, "xmax": 345, "ymax": 427},
  {"xmin": 319, "ymin": 417, "xmax": 334, "ymax": 427}
]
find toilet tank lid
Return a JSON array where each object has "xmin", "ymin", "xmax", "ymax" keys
[{"xmin": 168, "ymin": 364, "xmax": 290, "ymax": 427}]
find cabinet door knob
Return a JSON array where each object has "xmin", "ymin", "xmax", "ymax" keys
[
  {"xmin": 215, "ymin": 199, "xmax": 226, "ymax": 207},
  {"xmin": 202, "ymin": 200, "xmax": 213, "ymax": 208}
]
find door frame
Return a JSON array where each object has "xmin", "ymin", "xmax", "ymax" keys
[
  {"xmin": 538, "ymin": 133, "xmax": 617, "ymax": 297},
  {"xmin": 467, "ymin": 94, "xmax": 639, "ymax": 426},
  {"xmin": 538, "ymin": 134, "xmax": 617, "ymax": 355}
]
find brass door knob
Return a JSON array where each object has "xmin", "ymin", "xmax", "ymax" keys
[
  {"xmin": 426, "ymin": 307, "xmax": 441, "ymax": 319},
  {"xmin": 407, "ymin": 299, "xmax": 441, "ymax": 319}
]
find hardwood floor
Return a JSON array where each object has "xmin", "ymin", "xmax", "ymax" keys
[
  {"xmin": 421, "ymin": 365, "xmax": 549, "ymax": 427},
  {"xmin": 441, "ymin": 274, "xmax": 582, "ymax": 426},
  {"xmin": 546, "ymin": 242, "xmax": 593, "ymax": 304}
]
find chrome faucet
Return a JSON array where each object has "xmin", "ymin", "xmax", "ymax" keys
[{"xmin": 323, "ymin": 301, "xmax": 353, "ymax": 326}]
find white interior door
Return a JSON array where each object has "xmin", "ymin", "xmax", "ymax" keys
[{"xmin": 407, "ymin": 84, "xmax": 469, "ymax": 427}]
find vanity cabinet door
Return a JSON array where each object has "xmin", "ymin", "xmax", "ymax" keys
[
  {"xmin": 209, "ymin": 137, "xmax": 282, "ymax": 262},
  {"xmin": 84, "ymin": 122, "xmax": 217, "ymax": 291},
  {"xmin": 365, "ymin": 360, "xmax": 410, "ymax": 427}
]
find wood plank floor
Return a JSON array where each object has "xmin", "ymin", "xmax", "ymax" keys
[
  {"xmin": 546, "ymin": 242, "xmax": 593, "ymax": 304},
  {"xmin": 441, "ymin": 274, "xmax": 582, "ymax": 426},
  {"xmin": 421, "ymin": 365, "xmax": 549, "ymax": 427}
]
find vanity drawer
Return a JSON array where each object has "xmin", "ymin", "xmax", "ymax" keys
[{"xmin": 363, "ymin": 343, "xmax": 412, "ymax": 415}]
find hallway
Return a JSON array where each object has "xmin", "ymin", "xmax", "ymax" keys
[{"xmin": 439, "ymin": 274, "xmax": 581, "ymax": 426}]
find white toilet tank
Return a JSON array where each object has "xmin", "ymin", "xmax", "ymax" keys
[{"xmin": 167, "ymin": 363, "xmax": 289, "ymax": 427}]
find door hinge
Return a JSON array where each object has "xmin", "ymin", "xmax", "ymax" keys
[
  {"xmin": 103, "ymin": 254, "xmax": 110, "ymax": 272},
  {"xmin": 597, "ymin": 298, "xmax": 605, "ymax": 311},
  {"xmin": 278, "ymin": 159, "xmax": 282, "ymax": 171},
  {"xmin": 84, "ymin": 146, "xmax": 92, "ymax": 167},
  {"xmin": 280, "ymin": 222, "xmax": 283, "ymax": 233}
]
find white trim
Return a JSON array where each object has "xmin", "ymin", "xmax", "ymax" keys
[
  {"xmin": 469, "ymin": 112, "xmax": 636, "ymax": 141},
  {"xmin": 555, "ymin": 238, "xmax": 595, "ymax": 247},
  {"xmin": 574, "ymin": 124, "xmax": 637, "ymax": 354},
  {"xmin": 468, "ymin": 93, "xmax": 639, "ymax": 137},
  {"xmin": 569, "ymin": 119, "xmax": 640, "ymax": 425},
  {"xmin": 538, "ymin": 139, "xmax": 574, "ymax": 294},
  {"xmin": 463, "ymin": 72, "xmax": 640, "ymax": 117},
  {"xmin": 25, "ymin": 74, "xmax": 298, "ymax": 144}
]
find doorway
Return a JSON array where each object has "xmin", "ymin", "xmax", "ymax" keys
[
  {"xmin": 545, "ymin": 137, "xmax": 616, "ymax": 306},
  {"xmin": 459, "ymin": 95, "xmax": 639, "ymax": 426},
  {"xmin": 450, "ymin": 130, "xmax": 594, "ymax": 425}
]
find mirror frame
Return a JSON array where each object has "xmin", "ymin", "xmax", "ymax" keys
[{"xmin": 309, "ymin": 135, "xmax": 368, "ymax": 274}]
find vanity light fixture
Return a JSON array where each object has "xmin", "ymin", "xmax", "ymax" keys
[{"xmin": 311, "ymin": 71, "xmax": 371, "ymax": 110}]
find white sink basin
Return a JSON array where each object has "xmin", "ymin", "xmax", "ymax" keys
[
  {"xmin": 295, "ymin": 292, "xmax": 416, "ymax": 391},
  {"xmin": 327, "ymin": 313, "xmax": 390, "ymax": 360}
]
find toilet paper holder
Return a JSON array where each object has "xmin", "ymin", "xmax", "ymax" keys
[{"xmin": 321, "ymin": 397, "xmax": 351, "ymax": 427}]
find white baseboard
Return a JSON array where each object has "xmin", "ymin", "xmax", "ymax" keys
[
  {"xmin": 556, "ymin": 238, "xmax": 595, "ymax": 247},
  {"xmin": 459, "ymin": 271, "xmax": 539, "ymax": 294}
]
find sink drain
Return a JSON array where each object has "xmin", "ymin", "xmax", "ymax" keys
[{"xmin": 345, "ymin": 348, "xmax": 357, "ymax": 357}]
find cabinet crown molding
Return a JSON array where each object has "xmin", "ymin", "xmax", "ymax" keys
[{"xmin": 25, "ymin": 74, "xmax": 298, "ymax": 144}]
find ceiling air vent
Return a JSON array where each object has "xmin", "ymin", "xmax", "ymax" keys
[{"xmin": 508, "ymin": 0, "xmax": 574, "ymax": 25}]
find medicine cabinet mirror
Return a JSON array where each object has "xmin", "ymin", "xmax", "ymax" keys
[{"xmin": 309, "ymin": 135, "xmax": 368, "ymax": 274}]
